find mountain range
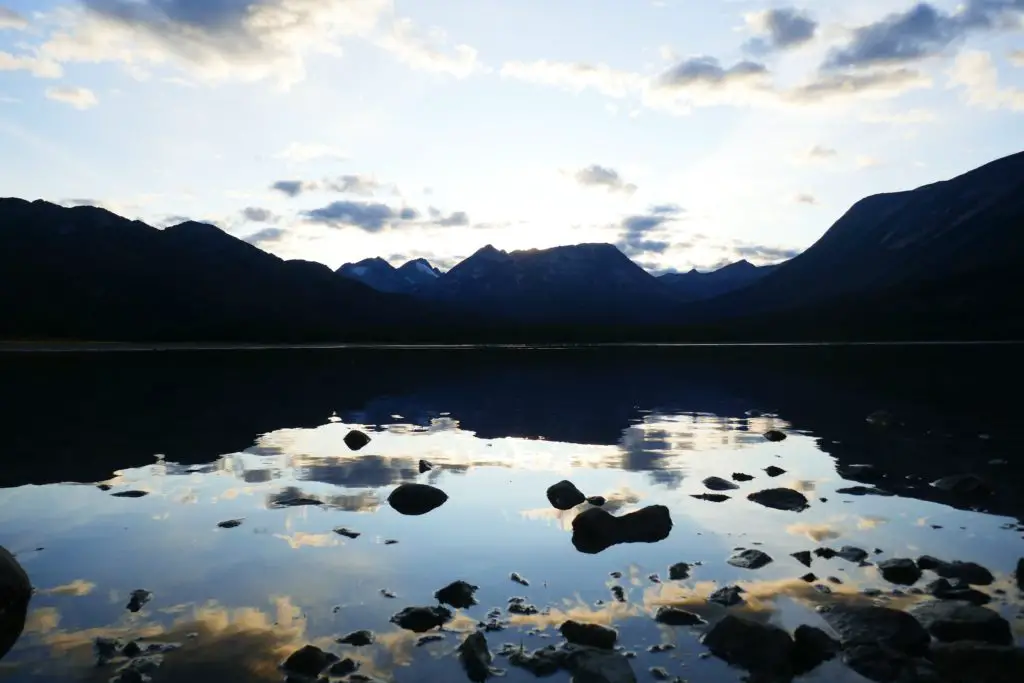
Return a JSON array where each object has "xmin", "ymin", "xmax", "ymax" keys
[{"xmin": 1, "ymin": 150, "xmax": 1022, "ymax": 342}]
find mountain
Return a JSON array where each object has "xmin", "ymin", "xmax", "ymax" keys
[
  {"xmin": 417, "ymin": 243, "xmax": 680, "ymax": 323},
  {"xmin": 337, "ymin": 257, "xmax": 441, "ymax": 294},
  {"xmin": 659, "ymin": 260, "xmax": 779, "ymax": 301},
  {"xmin": 693, "ymin": 151, "xmax": 1024, "ymax": 322},
  {"xmin": 0, "ymin": 199, "xmax": 449, "ymax": 342}
]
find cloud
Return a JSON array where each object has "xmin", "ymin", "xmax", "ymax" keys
[
  {"xmin": 731, "ymin": 243, "xmax": 802, "ymax": 263},
  {"xmin": 573, "ymin": 164, "xmax": 638, "ymax": 194},
  {"xmin": 500, "ymin": 60, "xmax": 642, "ymax": 97},
  {"xmin": 615, "ymin": 204, "xmax": 684, "ymax": 258},
  {"xmin": 744, "ymin": 8, "xmax": 818, "ymax": 54},
  {"xmin": 434, "ymin": 210, "xmax": 469, "ymax": 227},
  {"xmin": 856, "ymin": 154, "xmax": 883, "ymax": 168},
  {"xmin": 794, "ymin": 193, "xmax": 818, "ymax": 205},
  {"xmin": 949, "ymin": 49, "xmax": 1024, "ymax": 111},
  {"xmin": 0, "ymin": 50, "xmax": 62, "ymax": 78},
  {"xmin": 1011, "ymin": 50, "xmax": 1024, "ymax": 67},
  {"xmin": 270, "ymin": 175, "xmax": 383, "ymax": 197},
  {"xmin": 38, "ymin": 0, "xmax": 390, "ymax": 88},
  {"xmin": 785, "ymin": 68, "xmax": 932, "ymax": 103},
  {"xmin": 275, "ymin": 143, "xmax": 348, "ymax": 163},
  {"xmin": 0, "ymin": 6, "xmax": 27, "ymax": 30},
  {"xmin": 45, "ymin": 85, "xmax": 98, "ymax": 109},
  {"xmin": 373, "ymin": 17, "xmax": 480, "ymax": 77},
  {"xmin": 793, "ymin": 144, "xmax": 838, "ymax": 164},
  {"xmin": 860, "ymin": 108, "xmax": 937, "ymax": 124},
  {"xmin": 270, "ymin": 180, "xmax": 308, "ymax": 197},
  {"xmin": 39, "ymin": 579, "xmax": 96, "ymax": 597},
  {"xmin": 240, "ymin": 206, "xmax": 277, "ymax": 223},
  {"xmin": 823, "ymin": 1, "xmax": 1024, "ymax": 70},
  {"xmin": 303, "ymin": 200, "xmax": 418, "ymax": 232},
  {"xmin": 656, "ymin": 56, "xmax": 768, "ymax": 89}
]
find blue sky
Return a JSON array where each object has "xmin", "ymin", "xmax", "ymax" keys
[{"xmin": 1, "ymin": 0, "xmax": 1022, "ymax": 273}]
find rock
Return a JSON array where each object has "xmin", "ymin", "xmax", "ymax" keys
[
  {"xmin": 383, "ymin": 539, "xmax": 398, "ymax": 545},
  {"xmin": 836, "ymin": 486, "xmax": 894, "ymax": 496},
  {"xmin": 387, "ymin": 483, "xmax": 449, "ymax": 516},
  {"xmin": 0, "ymin": 547, "xmax": 29, "ymax": 662},
  {"xmin": 96, "ymin": 483, "xmax": 112, "ymax": 491},
  {"xmin": 690, "ymin": 493, "xmax": 730, "ymax": 502},
  {"xmin": 546, "ymin": 480, "xmax": 586, "ymax": 510},
  {"xmin": 916, "ymin": 556, "xmax": 994, "ymax": 585},
  {"xmin": 732, "ymin": 472, "xmax": 754, "ymax": 482},
  {"xmin": 791, "ymin": 624, "xmax": 840, "ymax": 675},
  {"xmin": 648, "ymin": 666, "xmax": 671, "ymax": 680},
  {"xmin": 111, "ymin": 490, "xmax": 149, "ymax": 498},
  {"xmin": 333, "ymin": 527, "xmax": 360, "ymax": 539},
  {"xmin": 763, "ymin": 430, "xmax": 787, "ymax": 442},
  {"xmin": 610, "ymin": 586, "xmax": 625, "ymax": 603},
  {"xmin": 344, "ymin": 429, "xmax": 371, "ymax": 451},
  {"xmin": 510, "ymin": 572, "xmax": 529, "ymax": 586},
  {"xmin": 820, "ymin": 604, "xmax": 930, "ymax": 656},
  {"xmin": 586, "ymin": 496, "xmax": 606, "ymax": 506},
  {"xmin": 702, "ymin": 476, "xmax": 739, "ymax": 491},
  {"xmin": 791, "ymin": 550, "xmax": 813, "ymax": 567},
  {"xmin": 337, "ymin": 630, "xmax": 374, "ymax": 646},
  {"xmin": 267, "ymin": 490, "xmax": 323, "ymax": 508},
  {"xmin": 814, "ymin": 547, "xmax": 837, "ymax": 559},
  {"xmin": 571, "ymin": 505, "xmax": 672, "ymax": 554},
  {"xmin": 126, "ymin": 590, "xmax": 152, "ymax": 613},
  {"xmin": 653, "ymin": 607, "xmax": 705, "ymax": 626},
  {"xmin": 217, "ymin": 519, "xmax": 243, "ymax": 529},
  {"xmin": 507, "ymin": 601, "xmax": 539, "ymax": 616},
  {"xmin": 844, "ymin": 463, "xmax": 885, "ymax": 480},
  {"xmin": 1016, "ymin": 558, "xmax": 1024, "ymax": 591},
  {"xmin": 926, "ymin": 578, "xmax": 991, "ymax": 605},
  {"xmin": 563, "ymin": 646, "xmax": 637, "ymax": 683},
  {"xmin": 417, "ymin": 634, "xmax": 445, "ymax": 646},
  {"xmin": 701, "ymin": 614, "xmax": 794, "ymax": 680},
  {"xmin": 708, "ymin": 585, "xmax": 744, "ymax": 607},
  {"xmin": 327, "ymin": 658, "xmax": 359, "ymax": 677},
  {"xmin": 878, "ymin": 558, "xmax": 922, "ymax": 585},
  {"xmin": 800, "ymin": 573, "xmax": 818, "ymax": 583},
  {"xmin": 560, "ymin": 621, "xmax": 617, "ymax": 649},
  {"xmin": 866, "ymin": 410, "xmax": 894, "ymax": 426},
  {"xmin": 842, "ymin": 644, "xmax": 938, "ymax": 683},
  {"xmin": 667, "ymin": 563, "xmax": 690, "ymax": 581},
  {"xmin": 390, "ymin": 605, "xmax": 453, "ymax": 632},
  {"xmin": 747, "ymin": 488, "xmax": 809, "ymax": 511},
  {"xmin": 931, "ymin": 473, "xmax": 992, "ymax": 497},
  {"xmin": 836, "ymin": 546, "xmax": 869, "ymax": 563},
  {"xmin": 379, "ymin": 589, "xmax": 396, "ymax": 598},
  {"xmin": 930, "ymin": 641, "xmax": 1024, "ymax": 683},
  {"xmin": 458, "ymin": 631, "xmax": 493, "ymax": 682},
  {"xmin": 647, "ymin": 644, "xmax": 675, "ymax": 653},
  {"xmin": 909, "ymin": 600, "xmax": 1013, "ymax": 645},
  {"xmin": 763, "ymin": 466, "xmax": 786, "ymax": 477},
  {"xmin": 282, "ymin": 644, "xmax": 336, "ymax": 678},
  {"xmin": 418, "ymin": 459, "xmax": 433, "ymax": 473},
  {"xmin": 507, "ymin": 645, "xmax": 568, "ymax": 676},
  {"xmin": 727, "ymin": 549, "xmax": 773, "ymax": 570},
  {"xmin": 435, "ymin": 580, "xmax": 479, "ymax": 609}
]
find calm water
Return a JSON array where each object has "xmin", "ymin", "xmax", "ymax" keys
[{"xmin": 1, "ymin": 345, "xmax": 1022, "ymax": 682}]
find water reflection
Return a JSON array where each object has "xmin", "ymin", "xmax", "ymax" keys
[{"xmin": 0, "ymin": 345, "xmax": 1022, "ymax": 682}]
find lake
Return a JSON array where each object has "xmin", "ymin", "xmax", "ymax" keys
[{"xmin": 1, "ymin": 344, "xmax": 1022, "ymax": 683}]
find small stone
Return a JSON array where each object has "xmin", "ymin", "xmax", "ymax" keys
[
  {"xmin": 727, "ymin": 549, "xmax": 773, "ymax": 570},
  {"xmin": 648, "ymin": 574, "xmax": 661, "ymax": 584},
  {"xmin": 763, "ymin": 430, "xmax": 787, "ymax": 442},
  {"xmin": 649, "ymin": 666, "xmax": 671, "ymax": 680},
  {"xmin": 282, "ymin": 644, "xmax": 334, "ymax": 678},
  {"xmin": 435, "ymin": 580, "xmax": 479, "ymax": 609},
  {"xmin": 337, "ymin": 630, "xmax": 374, "ymax": 646},
  {"xmin": 126, "ymin": 590, "xmax": 152, "ymax": 613},
  {"xmin": 333, "ymin": 527, "xmax": 360, "ymax": 539},
  {"xmin": 836, "ymin": 546, "xmax": 869, "ymax": 563},
  {"xmin": 647, "ymin": 643, "xmax": 676, "ymax": 653},
  {"xmin": 510, "ymin": 572, "xmax": 530, "ymax": 586},
  {"xmin": 327, "ymin": 658, "xmax": 359, "ymax": 677},
  {"xmin": 611, "ymin": 586, "xmax": 626, "ymax": 602},
  {"xmin": 344, "ymin": 429, "xmax": 371, "ymax": 451},
  {"xmin": 390, "ymin": 605, "xmax": 453, "ymax": 632},
  {"xmin": 708, "ymin": 585, "xmax": 745, "ymax": 607},
  {"xmin": 800, "ymin": 573, "xmax": 818, "ymax": 583},
  {"xmin": 703, "ymin": 476, "xmax": 739, "ymax": 491},
  {"xmin": 559, "ymin": 620, "xmax": 617, "ymax": 649},
  {"xmin": 587, "ymin": 496, "xmax": 607, "ymax": 506},
  {"xmin": 417, "ymin": 634, "xmax": 445, "ymax": 647},
  {"xmin": 668, "ymin": 562, "xmax": 690, "ymax": 580},
  {"xmin": 217, "ymin": 519, "xmax": 243, "ymax": 529},
  {"xmin": 878, "ymin": 558, "xmax": 923, "ymax": 585},
  {"xmin": 111, "ymin": 490, "xmax": 149, "ymax": 498},
  {"xmin": 791, "ymin": 551, "xmax": 813, "ymax": 567},
  {"xmin": 732, "ymin": 472, "xmax": 755, "ymax": 482},
  {"xmin": 747, "ymin": 488, "xmax": 809, "ymax": 511},
  {"xmin": 418, "ymin": 459, "xmax": 433, "ymax": 473},
  {"xmin": 380, "ymin": 589, "xmax": 396, "ymax": 598},
  {"xmin": 691, "ymin": 493, "xmax": 730, "ymax": 502},
  {"xmin": 654, "ymin": 606, "xmax": 705, "ymax": 626},
  {"xmin": 546, "ymin": 480, "xmax": 586, "ymax": 510},
  {"xmin": 764, "ymin": 466, "xmax": 786, "ymax": 477}
]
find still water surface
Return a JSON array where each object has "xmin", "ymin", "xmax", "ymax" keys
[{"xmin": 1, "ymin": 345, "xmax": 1022, "ymax": 682}]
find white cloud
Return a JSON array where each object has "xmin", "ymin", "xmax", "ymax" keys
[
  {"xmin": 275, "ymin": 143, "xmax": 349, "ymax": 163},
  {"xmin": 860, "ymin": 108, "xmax": 937, "ymax": 124},
  {"xmin": 856, "ymin": 155, "xmax": 883, "ymax": 169},
  {"xmin": 0, "ymin": 6, "xmax": 28, "ymax": 30},
  {"xmin": 1011, "ymin": 50, "xmax": 1024, "ymax": 68},
  {"xmin": 0, "ymin": 50, "xmax": 62, "ymax": 78},
  {"xmin": 45, "ymin": 85, "xmax": 98, "ymax": 110},
  {"xmin": 500, "ymin": 60, "xmax": 642, "ymax": 98},
  {"xmin": 374, "ymin": 17, "xmax": 481, "ymax": 78},
  {"xmin": 793, "ymin": 192, "xmax": 818, "ymax": 205},
  {"xmin": 949, "ymin": 50, "xmax": 1024, "ymax": 112}
]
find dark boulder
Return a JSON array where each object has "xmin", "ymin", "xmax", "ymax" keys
[
  {"xmin": 458, "ymin": 631, "xmax": 493, "ymax": 682},
  {"xmin": 791, "ymin": 550, "xmax": 812, "ymax": 567},
  {"xmin": 559, "ymin": 620, "xmax": 617, "ymax": 649},
  {"xmin": 571, "ymin": 505, "xmax": 672, "ymax": 554},
  {"xmin": 701, "ymin": 615, "xmax": 794, "ymax": 680},
  {"xmin": 390, "ymin": 605, "xmax": 453, "ymax": 632},
  {"xmin": 763, "ymin": 430, "xmax": 787, "ymax": 442},
  {"xmin": 387, "ymin": 483, "xmax": 448, "ymax": 516},
  {"xmin": 667, "ymin": 563, "xmax": 690, "ymax": 580},
  {"xmin": 282, "ymin": 644, "xmax": 337, "ymax": 678},
  {"xmin": 586, "ymin": 496, "xmax": 606, "ymax": 506},
  {"xmin": 702, "ymin": 477, "xmax": 738, "ymax": 491},
  {"xmin": 344, "ymin": 429, "xmax": 371, "ymax": 451},
  {"xmin": 654, "ymin": 607, "xmax": 705, "ymax": 626},
  {"xmin": 732, "ymin": 472, "xmax": 754, "ymax": 482},
  {"xmin": 337, "ymin": 630, "xmax": 374, "ymax": 646},
  {"xmin": 763, "ymin": 466, "xmax": 786, "ymax": 477},
  {"xmin": 925, "ymin": 578, "xmax": 991, "ymax": 605},
  {"xmin": 434, "ymin": 580, "xmax": 479, "ymax": 609},
  {"xmin": 727, "ymin": 549, "xmax": 773, "ymax": 570},
  {"xmin": 0, "ymin": 546, "xmax": 30, "ymax": 662},
  {"xmin": 546, "ymin": 480, "xmax": 585, "ymax": 510},
  {"xmin": 930, "ymin": 642, "xmax": 1024, "ymax": 683},
  {"xmin": 909, "ymin": 600, "xmax": 1013, "ymax": 645},
  {"xmin": 747, "ymin": 488, "xmax": 809, "ymax": 511},
  {"xmin": 791, "ymin": 624, "xmax": 840, "ymax": 675},
  {"xmin": 418, "ymin": 459, "xmax": 433, "ymax": 473},
  {"xmin": 878, "ymin": 558, "xmax": 922, "ymax": 585},
  {"xmin": 708, "ymin": 585, "xmax": 744, "ymax": 607},
  {"xmin": 917, "ymin": 556, "xmax": 994, "ymax": 585}
]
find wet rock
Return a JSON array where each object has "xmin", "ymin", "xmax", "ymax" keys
[
  {"xmin": 916, "ymin": 556, "xmax": 994, "ymax": 586},
  {"xmin": 842, "ymin": 645, "xmax": 938, "ymax": 683},
  {"xmin": 390, "ymin": 605, "xmax": 453, "ymax": 632},
  {"xmin": 819, "ymin": 604, "xmax": 930, "ymax": 656},
  {"xmin": 418, "ymin": 459, "xmax": 433, "ymax": 473},
  {"xmin": 647, "ymin": 643, "xmax": 675, "ymax": 653},
  {"xmin": 337, "ymin": 630, "xmax": 374, "ymax": 646},
  {"xmin": 836, "ymin": 485, "xmax": 894, "ymax": 496},
  {"xmin": 708, "ymin": 585, "xmax": 744, "ymax": 607},
  {"xmin": 610, "ymin": 586, "xmax": 626, "ymax": 603},
  {"xmin": 747, "ymin": 488, "xmax": 809, "ymax": 511},
  {"xmin": 702, "ymin": 476, "xmax": 739, "ymax": 491},
  {"xmin": 282, "ymin": 644, "xmax": 337, "ymax": 678},
  {"xmin": 701, "ymin": 614, "xmax": 794, "ymax": 680},
  {"xmin": 333, "ymin": 527, "xmax": 360, "ymax": 539},
  {"xmin": 653, "ymin": 607, "xmax": 705, "ymax": 626},
  {"xmin": 844, "ymin": 463, "xmax": 885, "ymax": 481},
  {"xmin": 763, "ymin": 465, "xmax": 786, "ymax": 477},
  {"xmin": 791, "ymin": 550, "xmax": 813, "ymax": 567},
  {"xmin": 800, "ymin": 572, "xmax": 818, "ymax": 583},
  {"xmin": 587, "ymin": 496, "xmax": 606, "ymax": 506},
  {"xmin": 384, "ymin": 539, "xmax": 398, "ymax": 545},
  {"xmin": 435, "ymin": 580, "xmax": 479, "ymax": 609},
  {"xmin": 929, "ymin": 641, "xmax": 1024, "ymax": 683},
  {"xmin": 560, "ymin": 621, "xmax": 617, "ymax": 649},
  {"xmin": 122, "ymin": 641, "xmax": 142, "ymax": 657},
  {"xmin": 667, "ymin": 562, "xmax": 690, "ymax": 580},
  {"xmin": 111, "ymin": 490, "xmax": 149, "ymax": 498},
  {"xmin": 96, "ymin": 483, "xmax": 112, "ymax": 491},
  {"xmin": 836, "ymin": 546, "xmax": 869, "ymax": 564},
  {"xmin": 507, "ymin": 644, "xmax": 567, "ymax": 676},
  {"xmin": 387, "ymin": 483, "xmax": 449, "ymax": 516},
  {"xmin": 458, "ymin": 631, "xmax": 493, "ymax": 682},
  {"xmin": 609, "ymin": 571, "xmax": 622, "ymax": 579},
  {"xmin": 126, "ymin": 590, "xmax": 152, "ymax": 613},
  {"xmin": 217, "ymin": 519, "xmax": 243, "ymax": 529},
  {"xmin": 380, "ymin": 589, "xmax": 396, "ymax": 599},
  {"xmin": 571, "ymin": 505, "xmax": 672, "ymax": 554},
  {"xmin": 791, "ymin": 624, "xmax": 840, "ymax": 675},
  {"xmin": 507, "ymin": 600, "xmax": 539, "ymax": 616},
  {"xmin": 94, "ymin": 637, "xmax": 122, "ymax": 664},
  {"xmin": 344, "ymin": 429, "xmax": 371, "ymax": 451},
  {"xmin": 648, "ymin": 666, "xmax": 671, "ymax": 680},
  {"xmin": 546, "ymin": 480, "xmax": 586, "ymax": 510},
  {"xmin": 690, "ymin": 493, "xmax": 730, "ymax": 502},
  {"xmin": 931, "ymin": 474, "xmax": 992, "ymax": 497},
  {"xmin": 732, "ymin": 472, "xmax": 754, "ymax": 482},
  {"xmin": 1016, "ymin": 558, "xmax": 1023, "ymax": 591},
  {"xmin": 1, "ymin": 546, "xmax": 31, "ymax": 658},
  {"xmin": 763, "ymin": 430, "xmax": 787, "ymax": 442},
  {"xmin": 909, "ymin": 600, "xmax": 1013, "ymax": 645},
  {"xmin": 878, "ymin": 558, "xmax": 922, "ymax": 585},
  {"xmin": 510, "ymin": 572, "xmax": 529, "ymax": 586},
  {"xmin": 727, "ymin": 549, "xmax": 773, "ymax": 570},
  {"xmin": 648, "ymin": 574, "xmax": 660, "ymax": 584},
  {"xmin": 564, "ymin": 646, "xmax": 637, "ymax": 683},
  {"xmin": 327, "ymin": 658, "xmax": 359, "ymax": 677}
]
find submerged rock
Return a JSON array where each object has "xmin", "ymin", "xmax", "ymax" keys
[
  {"xmin": 866, "ymin": 410, "xmax": 894, "ymax": 427},
  {"xmin": 653, "ymin": 607, "xmax": 705, "ymax": 626},
  {"xmin": 702, "ymin": 476, "xmax": 739, "ymax": 491},
  {"xmin": 387, "ymin": 483, "xmax": 449, "ymax": 516},
  {"xmin": 916, "ymin": 556, "xmax": 994, "ymax": 586},
  {"xmin": 344, "ymin": 429, "xmax": 371, "ymax": 451},
  {"xmin": 763, "ymin": 430, "xmax": 787, "ymax": 442},
  {"xmin": 909, "ymin": 600, "xmax": 1013, "ymax": 645},
  {"xmin": 836, "ymin": 546, "xmax": 869, "ymax": 564},
  {"xmin": 416, "ymin": 634, "xmax": 445, "ymax": 647},
  {"xmin": 126, "ymin": 590, "xmax": 152, "ymax": 613},
  {"xmin": 390, "ymin": 605, "xmax": 452, "ymax": 632},
  {"xmin": 282, "ymin": 644, "xmax": 337, "ymax": 678},
  {"xmin": 747, "ymin": 488, "xmax": 809, "ymax": 511},
  {"xmin": 791, "ymin": 624, "xmax": 840, "ymax": 675},
  {"xmin": 327, "ymin": 658, "xmax": 359, "ymax": 677},
  {"xmin": 546, "ymin": 480, "xmax": 586, "ymax": 510},
  {"xmin": 559, "ymin": 620, "xmax": 617, "ymax": 649},
  {"xmin": 458, "ymin": 631, "xmax": 493, "ymax": 682},
  {"xmin": 878, "ymin": 558, "xmax": 922, "ymax": 585},
  {"xmin": 507, "ymin": 644, "xmax": 568, "ymax": 676},
  {"xmin": 925, "ymin": 578, "xmax": 991, "ymax": 605},
  {"xmin": 731, "ymin": 472, "xmax": 754, "ymax": 482},
  {"xmin": 727, "ymin": 549, "xmax": 773, "ymax": 570},
  {"xmin": 836, "ymin": 486, "xmax": 894, "ymax": 497},
  {"xmin": 708, "ymin": 585, "xmax": 745, "ymax": 607},
  {"xmin": 570, "ymin": 505, "xmax": 672, "ymax": 554},
  {"xmin": 701, "ymin": 615, "xmax": 794, "ymax": 680},
  {"xmin": 791, "ymin": 550, "xmax": 813, "ymax": 567},
  {"xmin": 667, "ymin": 562, "xmax": 691, "ymax": 580},
  {"xmin": 820, "ymin": 604, "xmax": 930, "ymax": 655},
  {"xmin": 564, "ymin": 646, "xmax": 637, "ymax": 683},
  {"xmin": 337, "ymin": 630, "xmax": 374, "ymax": 646},
  {"xmin": 434, "ymin": 580, "xmax": 479, "ymax": 609}
]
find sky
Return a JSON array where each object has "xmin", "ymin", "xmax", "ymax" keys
[{"xmin": 1, "ymin": 0, "xmax": 1022, "ymax": 274}]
